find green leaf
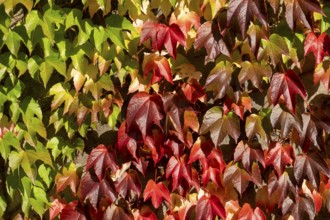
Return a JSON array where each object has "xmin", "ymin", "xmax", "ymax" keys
[
  {"xmin": 46, "ymin": 55, "xmax": 67, "ymax": 77},
  {"xmin": 108, "ymin": 104, "xmax": 120, "ymax": 129},
  {"xmin": 65, "ymin": 9, "xmax": 83, "ymax": 30},
  {"xmin": 0, "ymin": 195, "xmax": 6, "ymax": 218},
  {"xmin": 4, "ymin": 30, "xmax": 23, "ymax": 57},
  {"xmin": 259, "ymin": 34, "xmax": 289, "ymax": 66},
  {"xmin": 39, "ymin": 61, "xmax": 54, "ymax": 87},
  {"xmin": 49, "ymin": 83, "xmax": 74, "ymax": 114},
  {"xmin": 0, "ymin": 131, "xmax": 20, "ymax": 160},
  {"xmin": 38, "ymin": 164, "xmax": 53, "ymax": 188},
  {"xmin": 25, "ymin": 10, "xmax": 41, "ymax": 36}
]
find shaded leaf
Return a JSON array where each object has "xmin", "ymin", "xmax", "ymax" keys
[
  {"xmin": 234, "ymin": 140, "xmax": 265, "ymax": 171},
  {"xmin": 114, "ymin": 169, "xmax": 141, "ymax": 198},
  {"xmin": 224, "ymin": 163, "xmax": 250, "ymax": 195},
  {"xmin": 103, "ymin": 204, "xmax": 133, "ymax": 220}
]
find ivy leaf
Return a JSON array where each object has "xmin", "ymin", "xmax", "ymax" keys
[
  {"xmin": 245, "ymin": 114, "xmax": 267, "ymax": 141},
  {"xmin": 204, "ymin": 61, "xmax": 234, "ymax": 100},
  {"xmin": 294, "ymin": 152, "xmax": 330, "ymax": 189},
  {"xmin": 60, "ymin": 201, "xmax": 86, "ymax": 220},
  {"xmin": 126, "ymin": 92, "xmax": 163, "ymax": 139},
  {"xmin": 304, "ymin": 32, "xmax": 330, "ymax": 66},
  {"xmin": 259, "ymin": 34, "xmax": 289, "ymax": 66},
  {"xmin": 200, "ymin": 106, "xmax": 240, "ymax": 146},
  {"xmin": 314, "ymin": 60, "xmax": 330, "ymax": 91},
  {"xmin": 49, "ymin": 199, "xmax": 65, "ymax": 220},
  {"xmin": 265, "ymin": 142, "xmax": 293, "ymax": 176},
  {"xmin": 166, "ymin": 155, "xmax": 192, "ymax": 190},
  {"xmin": 234, "ymin": 140, "xmax": 265, "ymax": 171},
  {"xmin": 80, "ymin": 172, "xmax": 117, "ymax": 210},
  {"xmin": 103, "ymin": 204, "xmax": 133, "ymax": 220},
  {"xmin": 143, "ymin": 180, "xmax": 171, "ymax": 209},
  {"xmin": 170, "ymin": 10, "xmax": 200, "ymax": 36},
  {"xmin": 139, "ymin": 21, "xmax": 185, "ymax": 58},
  {"xmin": 143, "ymin": 53, "xmax": 173, "ymax": 84},
  {"xmin": 238, "ymin": 203, "xmax": 266, "ymax": 220},
  {"xmin": 195, "ymin": 195, "xmax": 226, "ymax": 220},
  {"xmin": 86, "ymin": 144, "xmax": 119, "ymax": 181},
  {"xmin": 114, "ymin": 169, "xmax": 142, "ymax": 198},
  {"xmin": 194, "ymin": 21, "xmax": 230, "ymax": 61},
  {"xmin": 238, "ymin": 61, "xmax": 272, "ymax": 91},
  {"xmin": 55, "ymin": 163, "xmax": 79, "ymax": 195},
  {"xmin": 224, "ymin": 163, "xmax": 251, "ymax": 195},
  {"xmin": 180, "ymin": 79, "xmax": 205, "ymax": 104},
  {"xmin": 284, "ymin": 0, "xmax": 324, "ymax": 31},
  {"xmin": 270, "ymin": 70, "xmax": 307, "ymax": 114},
  {"xmin": 268, "ymin": 171, "xmax": 296, "ymax": 204},
  {"xmin": 227, "ymin": 0, "xmax": 267, "ymax": 38},
  {"xmin": 117, "ymin": 121, "xmax": 139, "ymax": 160}
]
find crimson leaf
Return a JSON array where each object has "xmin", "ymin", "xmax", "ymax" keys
[
  {"xmin": 195, "ymin": 195, "xmax": 226, "ymax": 220},
  {"xmin": 270, "ymin": 70, "xmax": 307, "ymax": 114},
  {"xmin": 166, "ymin": 155, "xmax": 192, "ymax": 190},
  {"xmin": 237, "ymin": 203, "xmax": 266, "ymax": 220},
  {"xmin": 265, "ymin": 142, "xmax": 293, "ymax": 176},
  {"xmin": 86, "ymin": 144, "xmax": 118, "ymax": 181},
  {"xmin": 304, "ymin": 32, "xmax": 330, "ymax": 66},
  {"xmin": 114, "ymin": 169, "xmax": 141, "ymax": 199},
  {"xmin": 143, "ymin": 180, "xmax": 171, "ymax": 209},
  {"xmin": 143, "ymin": 53, "xmax": 173, "ymax": 84}
]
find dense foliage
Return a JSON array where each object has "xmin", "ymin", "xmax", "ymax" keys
[{"xmin": 0, "ymin": 0, "xmax": 330, "ymax": 219}]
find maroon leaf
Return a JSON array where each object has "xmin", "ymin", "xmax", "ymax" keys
[
  {"xmin": 139, "ymin": 21, "xmax": 186, "ymax": 58},
  {"xmin": 265, "ymin": 142, "xmax": 293, "ymax": 176},
  {"xmin": 126, "ymin": 92, "xmax": 163, "ymax": 139},
  {"xmin": 227, "ymin": 0, "xmax": 267, "ymax": 38},
  {"xmin": 270, "ymin": 70, "xmax": 307, "ymax": 114},
  {"xmin": 194, "ymin": 21, "xmax": 230, "ymax": 61},
  {"xmin": 80, "ymin": 172, "xmax": 117, "ymax": 209},
  {"xmin": 282, "ymin": 196, "xmax": 315, "ymax": 220},
  {"xmin": 166, "ymin": 155, "xmax": 192, "ymax": 190},
  {"xmin": 60, "ymin": 201, "xmax": 87, "ymax": 220},
  {"xmin": 224, "ymin": 163, "xmax": 251, "ymax": 195},
  {"xmin": 234, "ymin": 140, "xmax": 265, "ymax": 171},
  {"xmin": 195, "ymin": 195, "xmax": 226, "ymax": 220},
  {"xmin": 304, "ymin": 32, "xmax": 330, "ymax": 66},
  {"xmin": 144, "ymin": 128, "xmax": 165, "ymax": 163},
  {"xmin": 86, "ymin": 144, "xmax": 118, "ymax": 181},
  {"xmin": 294, "ymin": 152, "xmax": 330, "ymax": 189},
  {"xmin": 143, "ymin": 180, "xmax": 171, "ymax": 208},
  {"xmin": 114, "ymin": 169, "xmax": 141, "ymax": 199},
  {"xmin": 284, "ymin": 0, "xmax": 324, "ymax": 31},
  {"xmin": 180, "ymin": 79, "xmax": 205, "ymax": 104},
  {"xmin": 237, "ymin": 203, "xmax": 266, "ymax": 220},
  {"xmin": 117, "ymin": 121, "xmax": 139, "ymax": 160},
  {"xmin": 268, "ymin": 171, "xmax": 296, "ymax": 205},
  {"xmin": 132, "ymin": 206, "xmax": 158, "ymax": 220},
  {"xmin": 103, "ymin": 204, "xmax": 133, "ymax": 220},
  {"xmin": 143, "ymin": 53, "xmax": 173, "ymax": 84}
]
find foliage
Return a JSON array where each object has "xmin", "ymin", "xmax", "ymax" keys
[{"xmin": 0, "ymin": 0, "xmax": 329, "ymax": 219}]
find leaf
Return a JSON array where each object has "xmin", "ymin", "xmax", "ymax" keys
[
  {"xmin": 294, "ymin": 152, "xmax": 330, "ymax": 189},
  {"xmin": 139, "ymin": 21, "xmax": 186, "ymax": 58},
  {"xmin": 270, "ymin": 70, "xmax": 307, "ymax": 114},
  {"xmin": 224, "ymin": 163, "xmax": 250, "ymax": 195},
  {"xmin": 117, "ymin": 121, "xmax": 139, "ymax": 160},
  {"xmin": 143, "ymin": 53, "xmax": 173, "ymax": 84},
  {"xmin": 49, "ymin": 83, "xmax": 74, "ymax": 114},
  {"xmin": 80, "ymin": 172, "xmax": 117, "ymax": 209},
  {"xmin": 226, "ymin": 0, "xmax": 267, "ymax": 38},
  {"xmin": 200, "ymin": 106, "xmax": 240, "ymax": 146},
  {"xmin": 4, "ymin": 30, "xmax": 23, "ymax": 57},
  {"xmin": 114, "ymin": 169, "xmax": 142, "ymax": 198},
  {"xmin": 268, "ymin": 171, "xmax": 296, "ymax": 204},
  {"xmin": 170, "ymin": 10, "xmax": 200, "ymax": 36},
  {"xmin": 103, "ymin": 204, "xmax": 133, "ymax": 220},
  {"xmin": 238, "ymin": 61, "xmax": 272, "ymax": 91},
  {"xmin": 314, "ymin": 60, "xmax": 330, "ymax": 91},
  {"xmin": 237, "ymin": 203, "xmax": 266, "ymax": 220},
  {"xmin": 204, "ymin": 61, "xmax": 234, "ymax": 100},
  {"xmin": 180, "ymin": 79, "xmax": 205, "ymax": 104},
  {"xmin": 245, "ymin": 114, "xmax": 267, "ymax": 141},
  {"xmin": 143, "ymin": 179, "xmax": 171, "ymax": 208},
  {"xmin": 304, "ymin": 32, "xmax": 330, "ymax": 66},
  {"xmin": 86, "ymin": 144, "xmax": 118, "ymax": 181},
  {"xmin": 126, "ymin": 92, "xmax": 163, "ymax": 139},
  {"xmin": 195, "ymin": 195, "xmax": 226, "ymax": 220},
  {"xmin": 60, "ymin": 201, "xmax": 87, "ymax": 220},
  {"xmin": 284, "ymin": 0, "xmax": 324, "ymax": 31},
  {"xmin": 55, "ymin": 163, "xmax": 79, "ymax": 195},
  {"xmin": 270, "ymin": 105, "xmax": 301, "ymax": 138},
  {"xmin": 166, "ymin": 155, "xmax": 192, "ymax": 190},
  {"xmin": 265, "ymin": 142, "xmax": 293, "ymax": 176},
  {"xmin": 194, "ymin": 21, "xmax": 230, "ymax": 61},
  {"xmin": 283, "ymin": 196, "xmax": 315, "ymax": 220},
  {"xmin": 259, "ymin": 34, "xmax": 289, "ymax": 66},
  {"xmin": 49, "ymin": 199, "xmax": 65, "ymax": 220},
  {"xmin": 234, "ymin": 140, "xmax": 265, "ymax": 171}
]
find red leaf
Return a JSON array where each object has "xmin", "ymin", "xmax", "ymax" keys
[
  {"xmin": 304, "ymin": 32, "xmax": 330, "ymax": 66},
  {"xmin": 114, "ymin": 169, "xmax": 142, "ymax": 199},
  {"xmin": 224, "ymin": 163, "xmax": 251, "ymax": 196},
  {"xmin": 194, "ymin": 21, "xmax": 230, "ymax": 61},
  {"xmin": 284, "ymin": 0, "xmax": 324, "ymax": 30},
  {"xmin": 60, "ymin": 201, "xmax": 87, "ymax": 220},
  {"xmin": 265, "ymin": 142, "xmax": 293, "ymax": 176},
  {"xmin": 49, "ymin": 199, "xmax": 65, "ymax": 220},
  {"xmin": 55, "ymin": 164, "xmax": 79, "ymax": 195},
  {"xmin": 140, "ymin": 21, "xmax": 186, "ymax": 58},
  {"xmin": 103, "ymin": 204, "xmax": 133, "ymax": 220},
  {"xmin": 270, "ymin": 70, "xmax": 307, "ymax": 114},
  {"xmin": 314, "ymin": 60, "xmax": 330, "ymax": 91},
  {"xmin": 133, "ymin": 206, "xmax": 158, "ymax": 220},
  {"xmin": 143, "ymin": 180, "xmax": 171, "ymax": 208},
  {"xmin": 268, "ymin": 171, "xmax": 296, "ymax": 205},
  {"xmin": 170, "ymin": 11, "xmax": 200, "ymax": 36},
  {"xmin": 180, "ymin": 79, "xmax": 205, "ymax": 104},
  {"xmin": 234, "ymin": 140, "xmax": 265, "ymax": 171},
  {"xmin": 166, "ymin": 155, "xmax": 192, "ymax": 190},
  {"xmin": 237, "ymin": 203, "xmax": 266, "ymax": 220},
  {"xmin": 195, "ymin": 195, "xmax": 226, "ymax": 220},
  {"xmin": 117, "ymin": 121, "xmax": 139, "ymax": 160},
  {"xmin": 143, "ymin": 54, "xmax": 173, "ymax": 84},
  {"xmin": 126, "ymin": 92, "xmax": 163, "ymax": 139},
  {"xmin": 80, "ymin": 172, "xmax": 117, "ymax": 209},
  {"xmin": 294, "ymin": 152, "xmax": 330, "ymax": 189},
  {"xmin": 86, "ymin": 144, "xmax": 118, "ymax": 181},
  {"xmin": 227, "ymin": 0, "xmax": 267, "ymax": 38},
  {"xmin": 144, "ymin": 128, "xmax": 165, "ymax": 163}
]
